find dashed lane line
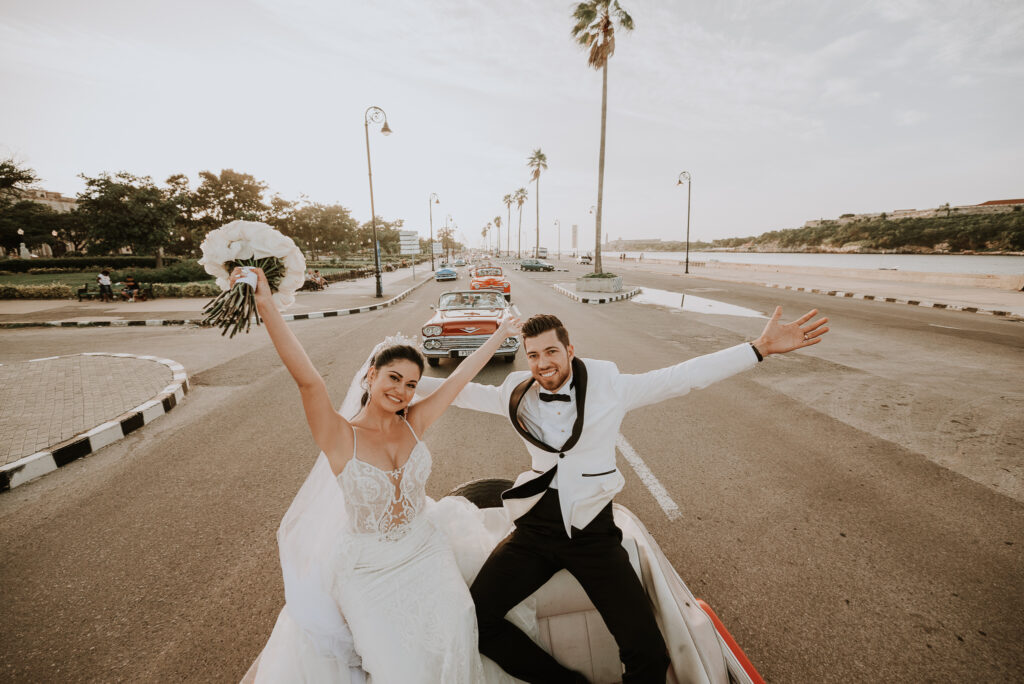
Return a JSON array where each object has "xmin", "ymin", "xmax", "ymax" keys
[{"xmin": 615, "ymin": 432, "xmax": 682, "ymax": 521}]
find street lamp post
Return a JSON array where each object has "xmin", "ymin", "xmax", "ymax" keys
[
  {"xmin": 677, "ymin": 172, "xmax": 692, "ymax": 274},
  {"xmin": 428, "ymin": 193, "xmax": 439, "ymax": 270},
  {"xmin": 364, "ymin": 105, "xmax": 393, "ymax": 297},
  {"xmin": 554, "ymin": 219, "xmax": 560, "ymax": 262}
]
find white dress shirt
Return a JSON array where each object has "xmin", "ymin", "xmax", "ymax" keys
[{"xmin": 517, "ymin": 373, "xmax": 576, "ymax": 488}]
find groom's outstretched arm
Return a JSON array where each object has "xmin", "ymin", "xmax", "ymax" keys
[
  {"xmin": 413, "ymin": 376, "xmax": 506, "ymax": 415},
  {"xmin": 617, "ymin": 306, "xmax": 829, "ymax": 411},
  {"xmin": 616, "ymin": 343, "xmax": 759, "ymax": 411}
]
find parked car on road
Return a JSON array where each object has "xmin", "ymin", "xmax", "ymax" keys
[
  {"xmin": 520, "ymin": 258, "xmax": 554, "ymax": 272},
  {"xmin": 470, "ymin": 265, "xmax": 511, "ymax": 300},
  {"xmin": 434, "ymin": 267, "xmax": 458, "ymax": 282},
  {"xmin": 454, "ymin": 258, "xmax": 466, "ymax": 267},
  {"xmin": 420, "ymin": 291, "xmax": 519, "ymax": 366},
  {"xmin": 576, "ymin": 254, "xmax": 592, "ymax": 265}
]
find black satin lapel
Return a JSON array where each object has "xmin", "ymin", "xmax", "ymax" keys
[
  {"xmin": 508, "ymin": 376, "xmax": 557, "ymax": 453},
  {"xmin": 502, "ymin": 465, "xmax": 558, "ymax": 500},
  {"xmin": 559, "ymin": 357, "xmax": 588, "ymax": 452}
]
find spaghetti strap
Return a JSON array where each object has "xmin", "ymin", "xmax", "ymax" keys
[
  {"xmin": 350, "ymin": 424, "xmax": 358, "ymax": 459},
  {"xmin": 401, "ymin": 417, "xmax": 421, "ymax": 443}
]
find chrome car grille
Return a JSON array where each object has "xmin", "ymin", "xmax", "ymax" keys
[{"xmin": 429, "ymin": 334, "xmax": 493, "ymax": 350}]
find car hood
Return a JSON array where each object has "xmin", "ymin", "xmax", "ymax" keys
[{"xmin": 424, "ymin": 308, "xmax": 506, "ymax": 335}]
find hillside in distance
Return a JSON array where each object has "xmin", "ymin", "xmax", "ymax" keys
[{"xmin": 710, "ymin": 209, "xmax": 1024, "ymax": 254}]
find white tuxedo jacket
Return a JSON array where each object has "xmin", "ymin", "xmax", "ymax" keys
[{"xmin": 416, "ymin": 343, "xmax": 758, "ymax": 536}]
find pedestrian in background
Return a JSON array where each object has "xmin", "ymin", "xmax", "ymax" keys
[{"xmin": 97, "ymin": 270, "xmax": 113, "ymax": 302}]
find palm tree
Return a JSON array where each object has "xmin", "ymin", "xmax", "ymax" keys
[
  {"xmin": 571, "ymin": 0, "xmax": 634, "ymax": 274},
  {"xmin": 502, "ymin": 193, "xmax": 514, "ymax": 257},
  {"xmin": 526, "ymin": 149, "xmax": 548, "ymax": 258},
  {"xmin": 493, "ymin": 215, "xmax": 502, "ymax": 255},
  {"xmin": 481, "ymin": 224, "xmax": 489, "ymax": 252},
  {"xmin": 514, "ymin": 187, "xmax": 528, "ymax": 258}
]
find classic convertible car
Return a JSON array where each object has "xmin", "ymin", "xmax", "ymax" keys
[
  {"xmin": 420, "ymin": 290, "xmax": 519, "ymax": 366},
  {"xmin": 470, "ymin": 265, "xmax": 511, "ymax": 300},
  {"xmin": 240, "ymin": 481, "xmax": 765, "ymax": 684}
]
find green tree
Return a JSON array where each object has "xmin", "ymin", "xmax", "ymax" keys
[
  {"xmin": 514, "ymin": 187, "xmax": 528, "ymax": 257},
  {"xmin": 571, "ymin": 0, "xmax": 634, "ymax": 273},
  {"xmin": 288, "ymin": 202, "xmax": 359, "ymax": 257},
  {"xmin": 0, "ymin": 158, "xmax": 39, "ymax": 209},
  {"xmin": 526, "ymin": 149, "xmax": 548, "ymax": 258},
  {"xmin": 0, "ymin": 201, "xmax": 58, "ymax": 253},
  {"xmin": 164, "ymin": 173, "xmax": 202, "ymax": 258},
  {"xmin": 76, "ymin": 172, "xmax": 178, "ymax": 255},
  {"xmin": 193, "ymin": 169, "xmax": 270, "ymax": 228},
  {"xmin": 53, "ymin": 209, "xmax": 91, "ymax": 253}
]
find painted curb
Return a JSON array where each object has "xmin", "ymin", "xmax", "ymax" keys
[
  {"xmin": 280, "ymin": 275, "xmax": 432, "ymax": 322},
  {"xmin": 650, "ymin": 271, "xmax": 1022, "ymax": 320},
  {"xmin": 0, "ymin": 276, "xmax": 435, "ymax": 329},
  {"xmin": 0, "ymin": 353, "xmax": 189, "ymax": 492},
  {"xmin": 552, "ymin": 283, "xmax": 643, "ymax": 304},
  {"xmin": 759, "ymin": 282, "xmax": 1021, "ymax": 319}
]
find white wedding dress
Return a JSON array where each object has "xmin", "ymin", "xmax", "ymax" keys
[{"xmin": 253, "ymin": 418, "xmax": 531, "ymax": 684}]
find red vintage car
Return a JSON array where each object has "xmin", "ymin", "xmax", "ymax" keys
[
  {"xmin": 470, "ymin": 265, "xmax": 511, "ymax": 301},
  {"xmin": 420, "ymin": 290, "xmax": 519, "ymax": 366}
]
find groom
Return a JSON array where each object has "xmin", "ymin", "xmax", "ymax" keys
[{"xmin": 418, "ymin": 307, "xmax": 828, "ymax": 683}]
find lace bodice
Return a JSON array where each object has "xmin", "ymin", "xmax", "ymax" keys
[{"xmin": 338, "ymin": 422, "xmax": 432, "ymax": 542}]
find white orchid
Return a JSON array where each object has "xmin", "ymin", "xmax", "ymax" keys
[{"xmin": 199, "ymin": 220, "xmax": 306, "ymax": 336}]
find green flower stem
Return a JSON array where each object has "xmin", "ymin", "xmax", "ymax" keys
[{"xmin": 201, "ymin": 256, "xmax": 286, "ymax": 337}]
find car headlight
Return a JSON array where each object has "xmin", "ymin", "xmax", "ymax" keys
[
  {"xmin": 424, "ymin": 339, "xmax": 442, "ymax": 349},
  {"xmin": 422, "ymin": 325, "xmax": 442, "ymax": 336},
  {"xmin": 501, "ymin": 336, "xmax": 518, "ymax": 348}
]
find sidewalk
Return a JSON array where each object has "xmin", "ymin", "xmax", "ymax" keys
[
  {"xmin": 0, "ymin": 266, "xmax": 435, "ymax": 327},
  {"xmin": 610, "ymin": 259, "xmax": 1024, "ymax": 319}
]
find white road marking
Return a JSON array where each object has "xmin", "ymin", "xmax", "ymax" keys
[
  {"xmin": 616, "ymin": 433, "xmax": 682, "ymax": 521},
  {"xmin": 928, "ymin": 323, "xmax": 962, "ymax": 330}
]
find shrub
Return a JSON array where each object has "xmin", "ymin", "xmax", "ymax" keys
[
  {"xmin": 0, "ymin": 256, "xmax": 179, "ymax": 273},
  {"xmin": 0, "ymin": 283, "xmax": 76, "ymax": 299},
  {"xmin": 152, "ymin": 282, "xmax": 220, "ymax": 298},
  {"xmin": 582, "ymin": 272, "xmax": 619, "ymax": 278},
  {"xmin": 27, "ymin": 267, "xmax": 74, "ymax": 275},
  {"xmin": 114, "ymin": 260, "xmax": 211, "ymax": 284}
]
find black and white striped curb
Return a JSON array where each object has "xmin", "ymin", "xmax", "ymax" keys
[
  {"xmin": 280, "ymin": 275, "xmax": 432, "ymax": 322},
  {"xmin": 0, "ymin": 353, "xmax": 188, "ymax": 492},
  {"xmin": 0, "ymin": 277, "xmax": 434, "ymax": 329},
  {"xmin": 761, "ymin": 283, "xmax": 1020, "ymax": 319},
  {"xmin": 552, "ymin": 283, "xmax": 642, "ymax": 304}
]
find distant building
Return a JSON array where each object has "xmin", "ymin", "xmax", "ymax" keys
[
  {"xmin": 19, "ymin": 188, "xmax": 77, "ymax": 213},
  {"xmin": 804, "ymin": 198, "xmax": 1023, "ymax": 227},
  {"xmin": 977, "ymin": 199, "xmax": 1024, "ymax": 206}
]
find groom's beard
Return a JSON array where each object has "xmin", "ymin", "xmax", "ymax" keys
[{"xmin": 533, "ymin": 365, "xmax": 570, "ymax": 391}]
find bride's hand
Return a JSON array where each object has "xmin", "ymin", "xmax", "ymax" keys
[
  {"xmin": 230, "ymin": 266, "xmax": 272, "ymax": 302},
  {"xmin": 496, "ymin": 315, "xmax": 522, "ymax": 338}
]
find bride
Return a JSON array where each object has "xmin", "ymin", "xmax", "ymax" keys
[{"xmin": 235, "ymin": 267, "xmax": 527, "ymax": 683}]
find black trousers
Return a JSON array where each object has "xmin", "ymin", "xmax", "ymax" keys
[{"xmin": 470, "ymin": 489, "xmax": 670, "ymax": 683}]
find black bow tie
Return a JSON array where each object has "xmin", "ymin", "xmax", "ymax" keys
[{"xmin": 539, "ymin": 393, "xmax": 571, "ymax": 403}]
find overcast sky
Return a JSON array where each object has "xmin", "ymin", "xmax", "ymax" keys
[{"xmin": 2, "ymin": 0, "xmax": 1022, "ymax": 251}]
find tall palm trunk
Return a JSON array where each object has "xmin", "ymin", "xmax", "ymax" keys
[
  {"xmin": 517, "ymin": 206, "xmax": 523, "ymax": 258},
  {"xmin": 506, "ymin": 206, "xmax": 511, "ymax": 257},
  {"xmin": 594, "ymin": 61, "xmax": 607, "ymax": 274},
  {"xmin": 534, "ymin": 178, "xmax": 540, "ymax": 258}
]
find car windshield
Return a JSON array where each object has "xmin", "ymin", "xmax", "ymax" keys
[
  {"xmin": 475, "ymin": 267, "xmax": 502, "ymax": 276},
  {"xmin": 439, "ymin": 292, "xmax": 505, "ymax": 309}
]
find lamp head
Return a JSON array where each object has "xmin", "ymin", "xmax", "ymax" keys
[{"xmin": 380, "ymin": 121, "xmax": 393, "ymax": 136}]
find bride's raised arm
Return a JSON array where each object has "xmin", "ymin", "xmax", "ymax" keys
[
  {"xmin": 233, "ymin": 267, "xmax": 351, "ymax": 463},
  {"xmin": 407, "ymin": 316, "xmax": 521, "ymax": 436}
]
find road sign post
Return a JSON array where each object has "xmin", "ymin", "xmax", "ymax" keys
[{"xmin": 399, "ymin": 230, "xmax": 420, "ymax": 280}]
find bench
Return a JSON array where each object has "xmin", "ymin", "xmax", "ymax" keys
[{"xmin": 77, "ymin": 284, "xmax": 100, "ymax": 302}]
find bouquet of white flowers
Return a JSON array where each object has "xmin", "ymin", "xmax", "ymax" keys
[{"xmin": 198, "ymin": 220, "xmax": 306, "ymax": 337}]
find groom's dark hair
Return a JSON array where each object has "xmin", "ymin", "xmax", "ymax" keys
[{"xmin": 522, "ymin": 314, "xmax": 571, "ymax": 348}]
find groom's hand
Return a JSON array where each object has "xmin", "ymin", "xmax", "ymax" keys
[{"xmin": 753, "ymin": 306, "xmax": 830, "ymax": 357}]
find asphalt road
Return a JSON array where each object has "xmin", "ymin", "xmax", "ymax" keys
[{"xmin": 1, "ymin": 265, "xmax": 1021, "ymax": 683}]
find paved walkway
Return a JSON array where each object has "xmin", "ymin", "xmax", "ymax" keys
[
  {"xmin": 0, "ymin": 355, "xmax": 172, "ymax": 467},
  {"xmin": 0, "ymin": 266, "xmax": 432, "ymax": 325},
  {"xmin": 605, "ymin": 259, "xmax": 1024, "ymax": 318}
]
